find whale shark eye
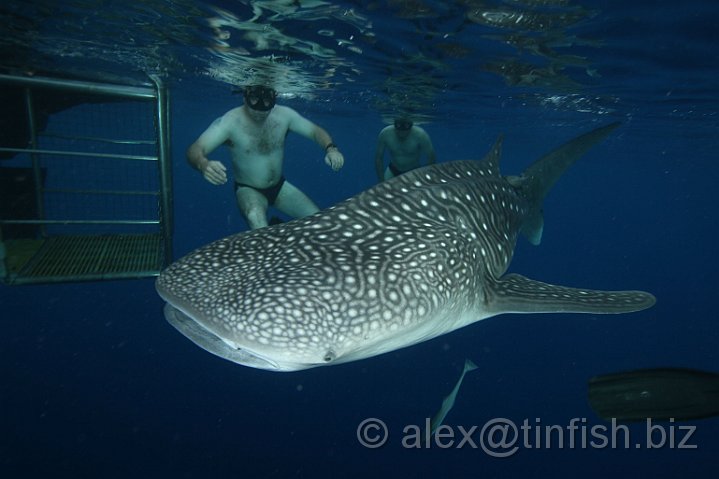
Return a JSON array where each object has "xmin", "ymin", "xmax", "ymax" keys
[{"xmin": 323, "ymin": 350, "xmax": 336, "ymax": 362}]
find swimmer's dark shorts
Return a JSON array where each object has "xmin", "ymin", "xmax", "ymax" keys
[{"xmin": 234, "ymin": 176, "xmax": 286, "ymax": 206}]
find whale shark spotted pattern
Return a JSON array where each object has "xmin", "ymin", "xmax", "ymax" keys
[{"xmin": 156, "ymin": 122, "xmax": 655, "ymax": 371}]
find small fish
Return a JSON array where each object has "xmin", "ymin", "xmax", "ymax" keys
[{"xmin": 430, "ymin": 359, "xmax": 479, "ymax": 434}]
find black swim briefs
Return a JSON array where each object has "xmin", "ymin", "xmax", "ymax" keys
[
  {"xmin": 389, "ymin": 163, "xmax": 413, "ymax": 176},
  {"xmin": 234, "ymin": 176, "xmax": 286, "ymax": 206}
]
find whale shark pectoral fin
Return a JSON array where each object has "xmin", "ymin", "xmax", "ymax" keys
[{"xmin": 487, "ymin": 273, "xmax": 656, "ymax": 315}]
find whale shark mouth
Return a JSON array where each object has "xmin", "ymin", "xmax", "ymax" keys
[{"xmin": 162, "ymin": 303, "xmax": 286, "ymax": 371}]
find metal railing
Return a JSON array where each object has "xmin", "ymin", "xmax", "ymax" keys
[{"xmin": 0, "ymin": 73, "xmax": 173, "ymax": 284}]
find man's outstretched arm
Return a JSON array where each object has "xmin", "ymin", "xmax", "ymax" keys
[{"xmin": 187, "ymin": 117, "xmax": 229, "ymax": 185}]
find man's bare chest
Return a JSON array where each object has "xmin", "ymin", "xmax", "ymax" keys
[
  {"xmin": 392, "ymin": 138, "xmax": 420, "ymax": 153},
  {"xmin": 229, "ymin": 119, "xmax": 285, "ymax": 155}
]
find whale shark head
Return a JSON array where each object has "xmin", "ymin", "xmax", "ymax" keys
[{"xmin": 156, "ymin": 203, "xmax": 483, "ymax": 372}]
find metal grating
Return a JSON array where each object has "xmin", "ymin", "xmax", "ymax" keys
[
  {"xmin": 5, "ymin": 234, "xmax": 164, "ymax": 284},
  {"xmin": 0, "ymin": 73, "xmax": 173, "ymax": 285}
]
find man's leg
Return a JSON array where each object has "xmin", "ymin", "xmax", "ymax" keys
[
  {"xmin": 383, "ymin": 166, "xmax": 395, "ymax": 181},
  {"xmin": 236, "ymin": 186, "xmax": 269, "ymax": 229},
  {"xmin": 273, "ymin": 181, "xmax": 320, "ymax": 219}
]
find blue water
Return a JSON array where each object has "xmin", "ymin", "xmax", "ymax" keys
[{"xmin": 1, "ymin": 0, "xmax": 718, "ymax": 477}]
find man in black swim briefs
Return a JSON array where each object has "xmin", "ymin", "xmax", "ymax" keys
[
  {"xmin": 234, "ymin": 175, "xmax": 286, "ymax": 206},
  {"xmin": 187, "ymin": 85, "xmax": 345, "ymax": 229},
  {"xmin": 374, "ymin": 117, "xmax": 436, "ymax": 182}
]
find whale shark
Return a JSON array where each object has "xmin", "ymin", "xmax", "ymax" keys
[{"xmin": 156, "ymin": 122, "xmax": 655, "ymax": 371}]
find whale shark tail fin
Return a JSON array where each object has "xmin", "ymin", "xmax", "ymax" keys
[{"xmin": 515, "ymin": 122, "xmax": 621, "ymax": 245}]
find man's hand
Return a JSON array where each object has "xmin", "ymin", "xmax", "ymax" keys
[
  {"xmin": 201, "ymin": 160, "xmax": 227, "ymax": 185},
  {"xmin": 324, "ymin": 148, "xmax": 344, "ymax": 172}
]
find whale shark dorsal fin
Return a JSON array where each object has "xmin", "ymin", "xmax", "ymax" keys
[
  {"xmin": 477, "ymin": 135, "xmax": 504, "ymax": 176},
  {"xmin": 487, "ymin": 274, "xmax": 656, "ymax": 315}
]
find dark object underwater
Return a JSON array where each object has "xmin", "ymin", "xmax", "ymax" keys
[
  {"xmin": 0, "ymin": 167, "xmax": 46, "ymax": 238},
  {"xmin": 588, "ymin": 368, "xmax": 719, "ymax": 422}
]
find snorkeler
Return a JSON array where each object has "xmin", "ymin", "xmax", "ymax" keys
[
  {"xmin": 186, "ymin": 85, "xmax": 345, "ymax": 230},
  {"xmin": 374, "ymin": 117, "xmax": 436, "ymax": 182}
]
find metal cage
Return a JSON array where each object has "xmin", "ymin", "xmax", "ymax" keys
[{"xmin": 0, "ymin": 73, "xmax": 172, "ymax": 284}]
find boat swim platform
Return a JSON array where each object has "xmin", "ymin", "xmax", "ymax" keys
[
  {"xmin": 3, "ymin": 233, "xmax": 164, "ymax": 285},
  {"xmin": 0, "ymin": 73, "xmax": 172, "ymax": 285}
]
